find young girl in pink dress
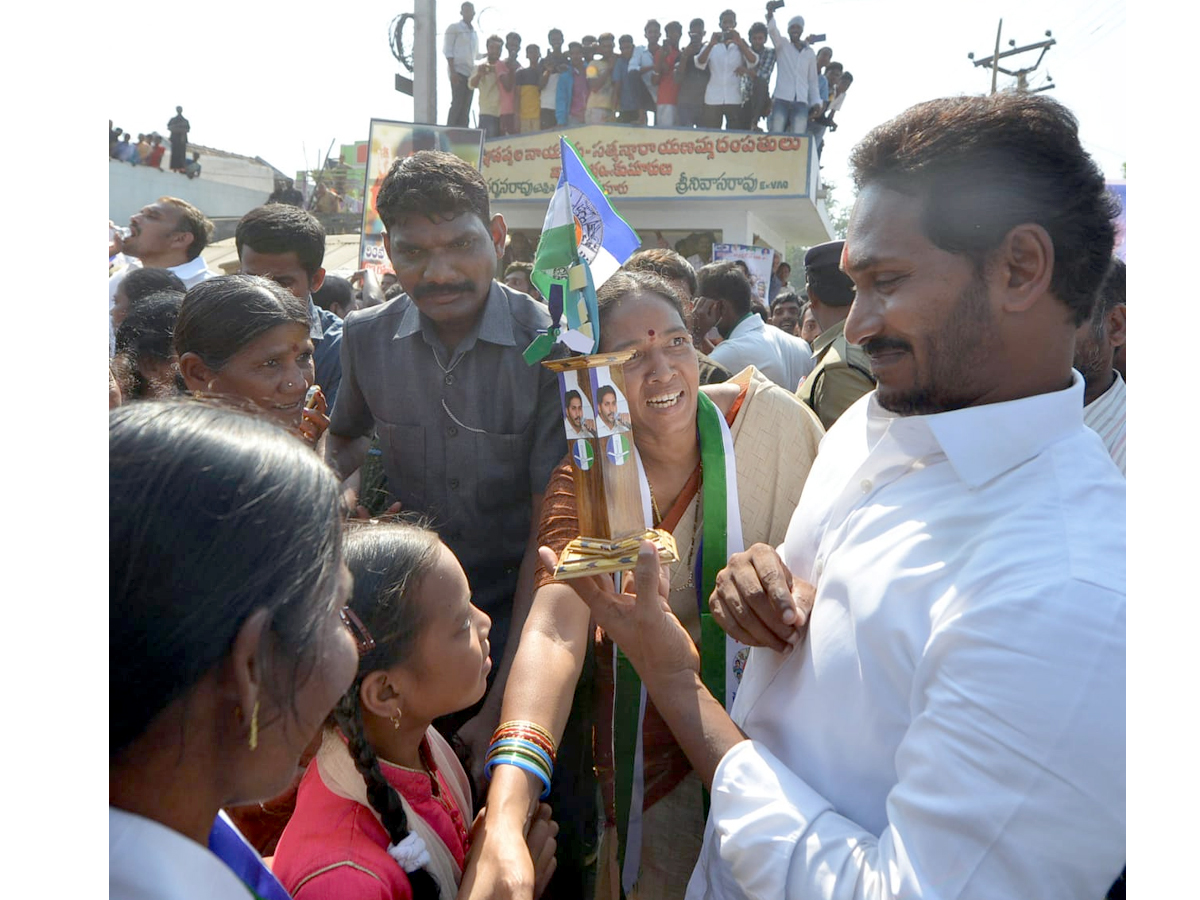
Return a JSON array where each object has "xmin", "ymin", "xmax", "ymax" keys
[{"xmin": 272, "ymin": 523, "xmax": 553, "ymax": 900}]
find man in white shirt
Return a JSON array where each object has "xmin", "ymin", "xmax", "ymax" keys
[
  {"xmin": 109, "ymin": 197, "xmax": 217, "ymax": 354},
  {"xmin": 1074, "ymin": 257, "xmax": 1126, "ymax": 475},
  {"xmin": 695, "ymin": 10, "xmax": 758, "ymax": 129},
  {"xmin": 563, "ymin": 389, "xmax": 595, "ymax": 438},
  {"xmin": 698, "ymin": 260, "xmax": 814, "ymax": 390},
  {"xmin": 565, "ymin": 92, "xmax": 1126, "ymax": 900},
  {"xmin": 593, "ymin": 384, "xmax": 630, "ymax": 437},
  {"xmin": 766, "ymin": 11, "xmax": 821, "ymax": 134},
  {"xmin": 444, "ymin": 2, "xmax": 480, "ymax": 127}
]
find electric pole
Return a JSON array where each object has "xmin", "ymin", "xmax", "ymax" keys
[
  {"xmin": 391, "ymin": 2, "xmax": 438, "ymax": 123},
  {"xmin": 968, "ymin": 23, "xmax": 1056, "ymax": 94}
]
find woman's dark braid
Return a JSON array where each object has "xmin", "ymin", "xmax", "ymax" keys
[{"xmin": 333, "ymin": 693, "xmax": 441, "ymax": 900}]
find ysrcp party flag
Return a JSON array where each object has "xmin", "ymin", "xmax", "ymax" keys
[
  {"xmin": 606, "ymin": 433, "xmax": 631, "ymax": 466},
  {"xmin": 572, "ymin": 439, "xmax": 595, "ymax": 471},
  {"xmin": 525, "ymin": 137, "xmax": 641, "ymax": 362}
]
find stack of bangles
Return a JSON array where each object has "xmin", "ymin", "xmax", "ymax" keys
[{"xmin": 484, "ymin": 720, "xmax": 558, "ymax": 800}]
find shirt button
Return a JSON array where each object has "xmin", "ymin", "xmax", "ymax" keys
[
  {"xmin": 860, "ymin": 479, "xmax": 872, "ymax": 494},
  {"xmin": 814, "ymin": 556, "xmax": 824, "ymax": 577},
  {"xmin": 447, "ymin": 425, "xmax": 458, "ymax": 437},
  {"xmin": 449, "ymin": 477, "xmax": 460, "ymax": 490},
  {"xmin": 445, "ymin": 373, "xmax": 456, "ymax": 386}
]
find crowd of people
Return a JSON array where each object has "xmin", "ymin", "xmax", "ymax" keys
[
  {"xmin": 110, "ymin": 106, "xmax": 200, "ymax": 176},
  {"xmin": 445, "ymin": 2, "xmax": 853, "ymax": 155},
  {"xmin": 110, "ymin": 89, "xmax": 1126, "ymax": 900}
]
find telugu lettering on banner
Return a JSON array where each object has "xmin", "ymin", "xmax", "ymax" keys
[{"xmin": 481, "ymin": 125, "xmax": 811, "ymax": 202}]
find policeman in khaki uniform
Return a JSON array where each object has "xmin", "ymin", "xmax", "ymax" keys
[{"xmin": 796, "ymin": 240, "xmax": 875, "ymax": 430}]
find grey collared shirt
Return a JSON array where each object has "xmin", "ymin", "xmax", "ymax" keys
[{"xmin": 330, "ymin": 281, "xmax": 566, "ymax": 659}]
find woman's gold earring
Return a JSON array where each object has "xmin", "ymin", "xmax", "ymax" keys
[
  {"xmin": 248, "ymin": 700, "xmax": 260, "ymax": 751},
  {"xmin": 390, "ymin": 708, "xmax": 403, "ymax": 730}
]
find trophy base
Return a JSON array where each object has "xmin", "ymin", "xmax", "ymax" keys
[{"xmin": 552, "ymin": 529, "xmax": 679, "ymax": 579}]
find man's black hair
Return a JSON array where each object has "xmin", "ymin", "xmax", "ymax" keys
[
  {"xmin": 850, "ymin": 92, "xmax": 1117, "ymax": 325},
  {"xmin": 235, "ymin": 204, "xmax": 327, "ymax": 279},
  {"xmin": 374, "ymin": 150, "xmax": 491, "ymax": 232}
]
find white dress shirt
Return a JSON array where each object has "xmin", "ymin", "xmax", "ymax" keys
[
  {"xmin": 708, "ymin": 314, "xmax": 814, "ymax": 391},
  {"xmin": 766, "ymin": 18, "xmax": 821, "ymax": 106},
  {"xmin": 110, "ymin": 808, "xmax": 251, "ymax": 900},
  {"xmin": 697, "ymin": 41, "xmax": 757, "ymax": 106},
  {"xmin": 1083, "ymin": 370, "xmax": 1126, "ymax": 476},
  {"xmin": 443, "ymin": 20, "xmax": 479, "ymax": 77},
  {"xmin": 631, "ymin": 45, "xmax": 658, "ymax": 102},
  {"xmin": 687, "ymin": 372, "xmax": 1126, "ymax": 900}
]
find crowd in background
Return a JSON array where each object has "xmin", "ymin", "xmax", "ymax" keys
[
  {"xmin": 445, "ymin": 3, "xmax": 853, "ymax": 156},
  {"xmin": 110, "ymin": 107, "xmax": 200, "ymax": 177}
]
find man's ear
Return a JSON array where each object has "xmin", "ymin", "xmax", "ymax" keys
[
  {"xmin": 178, "ymin": 351, "xmax": 217, "ymax": 392},
  {"xmin": 995, "ymin": 224, "xmax": 1054, "ymax": 314},
  {"xmin": 1106, "ymin": 303, "xmax": 1126, "ymax": 350},
  {"xmin": 171, "ymin": 229, "xmax": 196, "ymax": 257},
  {"xmin": 490, "ymin": 214, "xmax": 508, "ymax": 261},
  {"xmin": 310, "ymin": 267, "xmax": 326, "ymax": 294}
]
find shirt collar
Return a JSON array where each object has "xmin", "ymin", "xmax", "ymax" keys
[
  {"xmin": 812, "ymin": 317, "xmax": 845, "ymax": 354},
  {"xmin": 168, "ymin": 256, "xmax": 210, "ymax": 280},
  {"xmin": 393, "ymin": 281, "xmax": 517, "ymax": 350},
  {"xmin": 306, "ymin": 298, "xmax": 325, "ymax": 341},
  {"xmin": 728, "ymin": 312, "xmax": 765, "ymax": 339},
  {"xmin": 865, "ymin": 371, "xmax": 1087, "ymax": 489}
]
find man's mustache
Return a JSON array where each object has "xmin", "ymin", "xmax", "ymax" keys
[
  {"xmin": 412, "ymin": 281, "xmax": 475, "ymax": 301},
  {"xmin": 862, "ymin": 337, "xmax": 912, "ymax": 356}
]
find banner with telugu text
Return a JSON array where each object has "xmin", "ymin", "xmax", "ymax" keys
[{"xmin": 481, "ymin": 126, "xmax": 811, "ymax": 204}]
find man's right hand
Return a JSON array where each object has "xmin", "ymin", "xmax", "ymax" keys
[{"xmin": 709, "ymin": 543, "xmax": 814, "ymax": 652}]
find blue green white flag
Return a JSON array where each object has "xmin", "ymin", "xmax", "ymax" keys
[{"xmin": 525, "ymin": 137, "xmax": 641, "ymax": 362}]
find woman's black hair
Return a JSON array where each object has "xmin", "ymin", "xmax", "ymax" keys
[
  {"xmin": 173, "ymin": 274, "xmax": 309, "ymax": 372},
  {"xmin": 595, "ymin": 270, "xmax": 690, "ymax": 355},
  {"xmin": 596, "ymin": 270, "xmax": 685, "ymax": 325},
  {"xmin": 332, "ymin": 522, "xmax": 444, "ymax": 900},
  {"xmin": 110, "ymin": 400, "xmax": 345, "ymax": 758},
  {"xmin": 113, "ymin": 289, "xmax": 185, "ymax": 400},
  {"xmin": 121, "ymin": 266, "xmax": 187, "ymax": 306}
]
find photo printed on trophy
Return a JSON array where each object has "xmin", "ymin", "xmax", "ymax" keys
[
  {"xmin": 590, "ymin": 366, "xmax": 631, "ymax": 438},
  {"xmin": 559, "ymin": 369, "xmax": 596, "ymax": 440}
]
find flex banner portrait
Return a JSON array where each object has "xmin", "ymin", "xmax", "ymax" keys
[
  {"xmin": 712, "ymin": 243, "xmax": 775, "ymax": 307},
  {"xmin": 359, "ymin": 120, "xmax": 486, "ymax": 275},
  {"xmin": 481, "ymin": 126, "xmax": 811, "ymax": 203}
]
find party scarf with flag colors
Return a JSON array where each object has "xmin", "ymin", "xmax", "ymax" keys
[{"xmin": 524, "ymin": 137, "xmax": 641, "ymax": 363}]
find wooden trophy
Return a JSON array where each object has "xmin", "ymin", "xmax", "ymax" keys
[{"xmin": 542, "ymin": 351, "xmax": 678, "ymax": 578}]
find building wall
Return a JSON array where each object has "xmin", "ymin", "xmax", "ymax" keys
[{"xmin": 109, "ymin": 160, "xmax": 271, "ymax": 225}]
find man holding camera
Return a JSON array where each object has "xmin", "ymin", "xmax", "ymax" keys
[
  {"xmin": 696, "ymin": 10, "xmax": 758, "ymax": 130},
  {"xmin": 765, "ymin": 3, "xmax": 822, "ymax": 135}
]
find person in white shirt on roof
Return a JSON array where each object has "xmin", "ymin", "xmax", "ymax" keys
[
  {"xmin": 1074, "ymin": 256, "xmax": 1126, "ymax": 475},
  {"xmin": 695, "ymin": 9, "xmax": 758, "ymax": 129},
  {"xmin": 765, "ymin": 10, "xmax": 821, "ymax": 134},
  {"xmin": 563, "ymin": 90, "xmax": 1126, "ymax": 900},
  {"xmin": 444, "ymin": 2, "xmax": 480, "ymax": 127},
  {"xmin": 695, "ymin": 259, "xmax": 814, "ymax": 390}
]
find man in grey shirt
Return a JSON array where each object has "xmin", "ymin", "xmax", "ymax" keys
[{"xmin": 326, "ymin": 151, "xmax": 565, "ymax": 769}]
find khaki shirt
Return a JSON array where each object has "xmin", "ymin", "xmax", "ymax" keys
[{"xmin": 796, "ymin": 318, "xmax": 875, "ymax": 430}]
